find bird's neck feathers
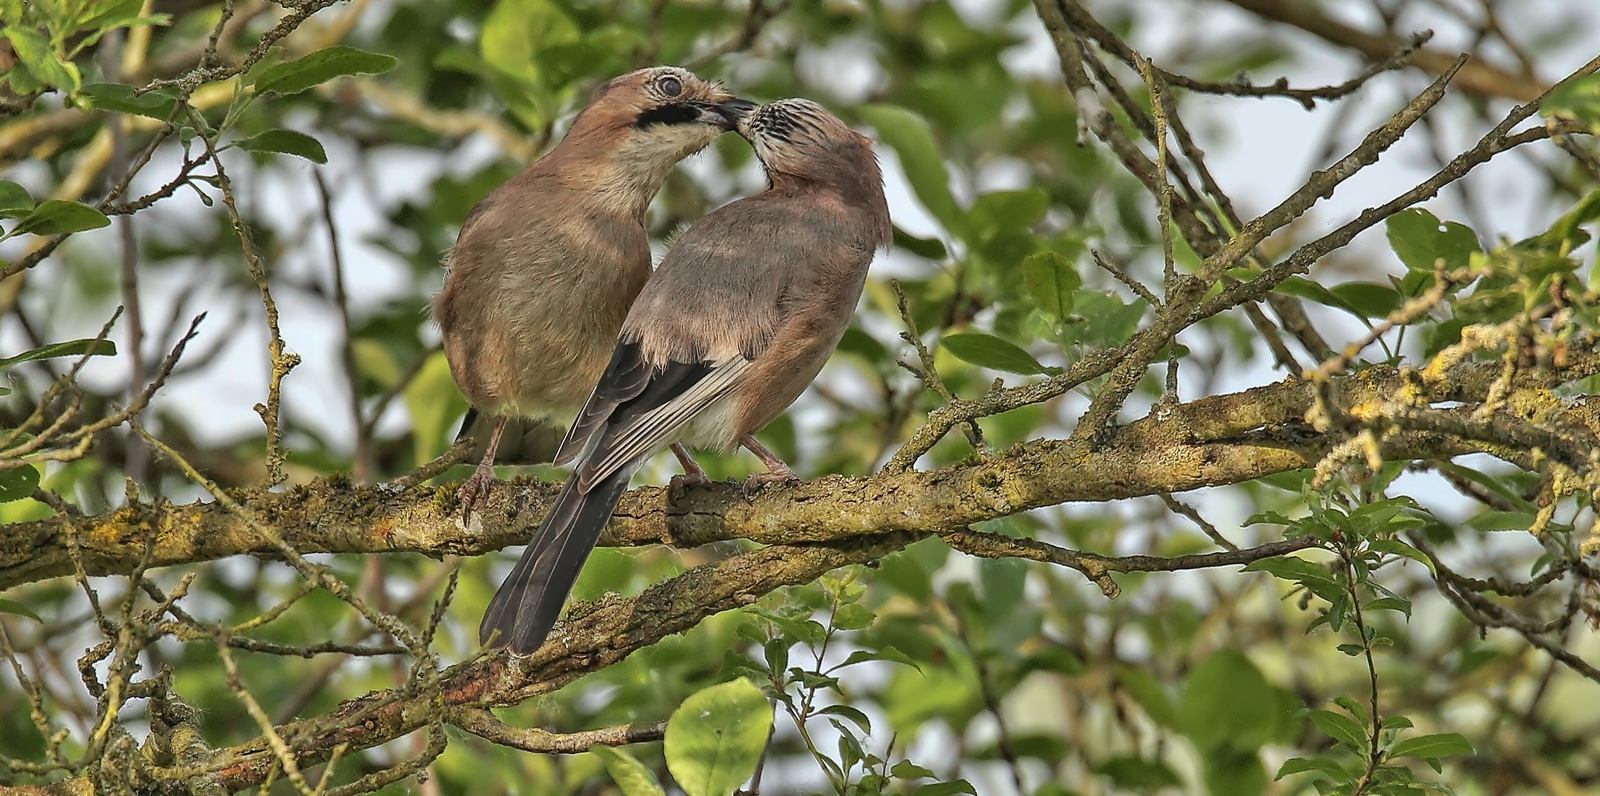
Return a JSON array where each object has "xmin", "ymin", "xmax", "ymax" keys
[
  {"xmin": 538, "ymin": 118, "xmax": 700, "ymax": 220},
  {"xmin": 767, "ymin": 145, "xmax": 891, "ymax": 246}
]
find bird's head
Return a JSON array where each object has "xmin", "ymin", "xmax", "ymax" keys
[
  {"xmin": 735, "ymin": 98, "xmax": 879, "ymax": 186},
  {"xmin": 733, "ymin": 98, "xmax": 889, "ymax": 239},
  {"xmin": 564, "ymin": 66, "xmax": 753, "ymax": 193}
]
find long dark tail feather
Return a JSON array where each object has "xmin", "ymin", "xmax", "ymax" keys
[
  {"xmin": 478, "ymin": 459, "xmax": 640, "ymax": 653},
  {"xmin": 455, "ymin": 408, "xmax": 480, "ymax": 443}
]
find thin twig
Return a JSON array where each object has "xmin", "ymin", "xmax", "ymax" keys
[{"xmin": 315, "ymin": 171, "xmax": 372, "ymax": 484}]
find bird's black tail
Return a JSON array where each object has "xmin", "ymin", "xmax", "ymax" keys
[
  {"xmin": 478, "ymin": 459, "xmax": 640, "ymax": 653},
  {"xmin": 454, "ymin": 408, "xmax": 481, "ymax": 444}
]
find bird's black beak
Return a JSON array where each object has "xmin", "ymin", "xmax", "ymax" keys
[{"xmin": 712, "ymin": 98, "xmax": 760, "ymax": 129}]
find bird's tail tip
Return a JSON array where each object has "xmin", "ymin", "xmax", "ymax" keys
[{"xmin": 479, "ymin": 587, "xmax": 558, "ymax": 655}]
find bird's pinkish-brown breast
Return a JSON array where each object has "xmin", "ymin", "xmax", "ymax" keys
[{"xmin": 437, "ymin": 177, "xmax": 652, "ymax": 419}]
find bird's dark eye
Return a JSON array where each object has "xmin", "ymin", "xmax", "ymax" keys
[{"xmin": 656, "ymin": 75, "xmax": 683, "ymax": 97}]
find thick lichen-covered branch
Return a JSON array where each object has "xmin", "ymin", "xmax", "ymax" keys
[
  {"xmin": 5, "ymin": 356, "xmax": 1596, "ymax": 592},
  {"xmin": 207, "ymin": 533, "xmax": 914, "ymax": 791}
]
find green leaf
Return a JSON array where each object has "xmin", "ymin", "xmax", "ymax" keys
[
  {"xmin": 1386, "ymin": 208, "xmax": 1480, "ymax": 273},
  {"xmin": 481, "ymin": 0, "xmax": 580, "ymax": 84},
  {"xmin": 890, "ymin": 760, "xmax": 936, "ymax": 780},
  {"xmin": 590, "ymin": 746, "xmax": 667, "ymax": 796},
  {"xmin": 1275, "ymin": 756, "xmax": 1350, "ymax": 781},
  {"xmin": 4, "ymin": 27, "xmax": 81, "ymax": 93},
  {"xmin": 404, "ymin": 352, "xmax": 469, "ymax": 463},
  {"xmin": 1095, "ymin": 756, "xmax": 1183, "ymax": 788},
  {"xmin": 1203, "ymin": 747, "xmax": 1267, "ymax": 796},
  {"xmin": 1389, "ymin": 733, "xmax": 1474, "ymax": 761},
  {"xmin": 1370, "ymin": 534, "xmax": 1435, "ymax": 571},
  {"xmin": 233, "ymin": 129, "xmax": 328, "ymax": 164},
  {"xmin": 1435, "ymin": 463, "xmax": 1537, "ymax": 511},
  {"xmin": 892, "ymin": 226, "xmax": 948, "ymax": 260},
  {"xmin": 1465, "ymin": 510, "xmax": 1534, "ymax": 532},
  {"xmin": 0, "ymin": 598, "xmax": 42, "ymax": 623},
  {"xmin": 838, "ymin": 646, "xmax": 922, "ymax": 672},
  {"xmin": 817, "ymin": 704, "xmax": 872, "ymax": 734},
  {"xmin": 1330, "ymin": 282, "xmax": 1403, "ymax": 319},
  {"xmin": 1179, "ymin": 651, "xmax": 1282, "ymax": 752},
  {"xmin": 1023, "ymin": 646, "xmax": 1086, "ymax": 677},
  {"xmin": 831, "ymin": 603, "xmax": 875, "ymax": 631},
  {"xmin": 1065, "ymin": 291, "xmax": 1146, "ymax": 347},
  {"xmin": 1257, "ymin": 469, "xmax": 1312, "ymax": 491},
  {"xmin": 1542, "ymin": 73, "xmax": 1600, "ymax": 133},
  {"xmin": 968, "ymin": 188, "xmax": 1048, "ymax": 238},
  {"xmin": 72, "ymin": 0, "xmax": 151, "ymax": 32},
  {"xmin": 253, "ymin": 45, "xmax": 397, "ymax": 96},
  {"xmin": 1364, "ymin": 596, "xmax": 1412, "ymax": 618},
  {"xmin": 0, "ymin": 338, "xmax": 118, "ymax": 372},
  {"xmin": 1274, "ymin": 276, "xmax": 1362, "ymax": 316},
  {"xmin": 1538, "ymin": 188, "xmax": 1600, "ymax": 245},
  {"xmin": 837, "ymin": 326, "xmax": 888, "ymax": 364},
  {"xmin": 909, "ymin": 781, "xmax": 976, "ymax": 796},
  {"xmin": 764, "ymin": 614, "xmax": 825, "ymax": 646},
  {"xmin": 1021, "ymin": 251, "xmax": 1081, "ymax": 320},
  {"xmin": 1335, "ymin": 696, "xmax": 1368, "ymax": 728},
  {"xmin": 1243, "ymin": 557, "xmax": 1341, "ymax": 602},
  {"xmin": 1424, "ymin": 318, "xmax": 1467, "ymax": 358},
  {"xmin": 0, "ymin": 464, "xmax": 40, "ymax": 503},
  {"xmin": 0, "ymin": 181, "xmax": 35, "ymax": 218},
  {"xmin": 879, "ymin": 549, "xmax": 932, "ymax": 601},
  {"xmin": 13, "ymin": 200, "xmax": 111, "ymax": 236},
  {"xmin": 859, "ymin": 105, "xmax": 961, "ymax": 230},
  {"xmin": 1116, "ymin": 665, "xmax": 1178, "ymax": 729},
  {"xmin": 76, "ymin": 82, "xmax": 177, "ymax": 119},
  {"xmin": 1308, "ymin": 709, "xmax": 1367, "ymax": 753},
  {"xmin": 665, "ymin": 678, "xmax": 775, "ymax": 796},
  {"xmin": 940, "ymin": 332, "xmax": 1057, "ymax": 375}
]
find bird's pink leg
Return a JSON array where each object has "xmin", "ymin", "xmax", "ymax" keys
[
  {"xmin": 740, "ymin": 435, "xmax": 799, "ymax": 496},
  {"xmin": 668, "ymin": 442, "xmax": 712, "ymax": 499},
  {"xmin": 458, "ymin": 415, "xmax": 507, "ymax": 521}
]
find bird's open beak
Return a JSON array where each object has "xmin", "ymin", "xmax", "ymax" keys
[{"xmin": 710, "ymin": 98, "xmax": 760, "ymax": 129}]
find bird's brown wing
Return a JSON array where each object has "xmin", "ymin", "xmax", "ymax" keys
[
  {"xmin": 553, "ymin": 340, "xmax": 656, "ymax": 466},
  {"xmin": 570, "ymin": 352, "xmax": 754, "ymax": 492}
]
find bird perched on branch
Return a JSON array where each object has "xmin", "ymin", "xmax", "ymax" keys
[
  {"xmin": 435, "ymin": 66, "xmax": 753, "ymax": 518},
  {"xmin": 480, "ymin": 98, "xmax": 893, "ymax": 654}
]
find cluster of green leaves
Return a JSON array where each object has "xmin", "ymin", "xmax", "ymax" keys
[
  {"xmin": 428, "ymin": 0, "xmax": 755, "ymax": 132},
  {"xmin": 1247, "ymin": 472, "xmax": 1476, "ymax": 795},
  {"xmin": 1257, "ymin": 191, "xmax": 1599, "ymax": 367},
  {"xmin": 0, "ymin": 0, "xmax": 167, "ymax": 96},
  {"xmin": 0, "ymin": 336, "xmax": 116, "ymax": 504},
  {"xmin": 0, "ymin": 180, "xmax": 110, "ymax": 247},
  {"xmin": 722, "ymin": 569, "xmax": 971, "ymax": 796},
  {"xmin": 592, "ymin": 678, "xmax": 774, "ymax": 796},
  {"xmin": 862, "ymin": 102, "xmax": 1145, "ymax": 383}
]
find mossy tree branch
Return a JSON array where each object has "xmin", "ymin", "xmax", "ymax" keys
[{"xmin": 6, "ymin": 355, "xmax": 1597, "ymax": 592}]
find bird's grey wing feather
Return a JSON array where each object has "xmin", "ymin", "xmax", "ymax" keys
[
  {"xmin": 576, "ymin": 356, "xmax": 753, "ymax": 491},
  {"xmin": 554, "ymin": 341, "xmax": 656, "ymax": 466}
]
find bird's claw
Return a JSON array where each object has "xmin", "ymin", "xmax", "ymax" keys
[
  {"xmin": 458, "ymin": 466, "xmax": 495, "ymax": 523},
  {"xmin": 741, "ymin": 469, "xmax": 800, "ymax": 500},
  {"xmin": 668, "ymin": 470, "xmax": 713, "ymax": 502}
]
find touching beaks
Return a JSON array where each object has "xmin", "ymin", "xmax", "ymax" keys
[{"xmin": 711, "ymin": 97, "xmax": 760, "ymax": 129}]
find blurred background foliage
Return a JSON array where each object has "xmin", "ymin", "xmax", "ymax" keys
[{"xmin": 2, "ymin": 0, "xmax": 1600, "ymax": 794}]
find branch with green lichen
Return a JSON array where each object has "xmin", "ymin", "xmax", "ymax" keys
[{"xmin": 6, "ymin": 353, "xmax": 1598, "ymax": 592}]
